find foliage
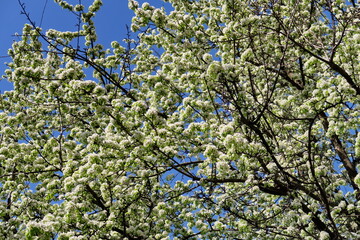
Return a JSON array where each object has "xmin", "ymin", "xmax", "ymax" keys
[{"xmin": 1, "ymin": 0, "xmax": 360, "ymax": 239}]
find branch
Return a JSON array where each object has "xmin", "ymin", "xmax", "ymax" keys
[{"xmin": 319, "ymin": 112, "xmax": 359, "ymax": 196}]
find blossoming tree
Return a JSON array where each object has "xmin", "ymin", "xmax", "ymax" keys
[{"xmin": 1, "ymin": 0, "xmax": 360, "ymax": 239}]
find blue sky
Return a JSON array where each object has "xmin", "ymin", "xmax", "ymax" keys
[{"xmin": 0, "ymin": 0, "xmax": 152, "ymax": 92}]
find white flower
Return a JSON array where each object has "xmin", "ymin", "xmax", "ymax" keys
[
  {"xmin": 158, "ymin": 209, "xmax": 166, "ymax": 217},
  {"xmin": 204, "ymin": 144, "xmax": 219, "ymax": 159},
  {"xmin": 240, "ymin": 48, "xmax": 253, "ymax": 61},
  {"xmin": 353, "ymin": 34, "xmax": 360, "ymax": 41},
  {"xmin": 128, "ymin": 0, "xmax": 139, "ymax": 10},
  {"xmin": 266, "ymin": 162, "xmax": 277, "ymax": 171},
  {"xmin": 355, "ymin": 173, "xmax": 360, "ymax": 187},
  {"xmin": 319, "ymin": 231, "xmax": 330, "ymax": 240},
  {"xmin": 355, "ymin": 133, "xmax": 360, "ymax": 157},
  {"xmin": 203, "ymin": 53, "xmax": 212, "ymax": 62}
]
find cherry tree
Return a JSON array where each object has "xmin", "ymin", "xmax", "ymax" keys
[{"xmin": 0, "ymin": 0, "xmax": 360, "ymax": 239}]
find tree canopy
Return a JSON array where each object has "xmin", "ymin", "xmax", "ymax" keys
[{"xmin": 1, "ymin": 0, "xmax": 360, "ymax": 239}]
